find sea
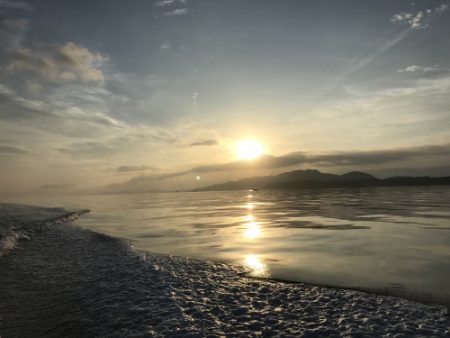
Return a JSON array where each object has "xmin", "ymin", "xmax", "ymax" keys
[{"xmin": 3, "ymin": 185, "xmax": 450, "ymax": 306}]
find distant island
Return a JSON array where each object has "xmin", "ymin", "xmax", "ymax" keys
[{"xmin": 193, "ymin": 169, "xmax": 450, "ymax": 192}]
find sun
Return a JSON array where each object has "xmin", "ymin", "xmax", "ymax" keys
[{"xmin": 235, "ymin": 139, "xmax": 264, "ymax": 160}]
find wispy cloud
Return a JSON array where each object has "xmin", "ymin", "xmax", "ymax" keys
[
  {"xmin": 376, "ymin": 75, "xmax": 450, "ymax": 98},
  {"xmin": 165, "ymin": 8, "xmax": 187, "ymax": 16},
  {"xmin": 398, "ymin": 65, "xmax": 443, "ymax": 73},
  {"xmin": 0, "ymin": 145, "xmax": 28, "ymax": 155},
  {"xmin": 160, "ymin": 42, "xmax": 171, "ymax": 49},
  {"xmin": 310, "ymin": 3, "xmax": 449, "ymax": 115},
  {"xmin": 116, "ymin": 165, "xmax": 158, "ymax": 173},
  {"xmin": 346, "ymin": 30, "xmax": 410, "ymax": 77},
  {"xmin": 0, "ymin": 18, "xmax": 28, "ymax": 50},
  {"xmin": 39, "ymin": 183, "xmax": 75, "ymax": 190},
  {"xmin": 56, "ymin": 142, "xmax": 115, "ymax": 159},
  {"xmin": 155, "ymin": 0, "xmax": 187, "ymax": 7},
  {"xmin": 155, "ymin": 0, "xmax": 174, "ymax": 6},
  {"xmin": 56, "ymin": 107, "xmax": 126, "ymax": 128},
  {"xmin": 0, "ymin": 0, "xmax": 32, "ymax": 11},
  {"xmin": 0, "ymin": 83, "xmax": 14, "ymax": 96},
  {"xmin": 306, "ymin": 28, "xmax": 410, "ymax": 111},
  {"xmin": 189, "ymin": 139, "xmax": 218, "ymax": 147}
]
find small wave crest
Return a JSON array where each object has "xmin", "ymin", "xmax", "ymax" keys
[{"xmin": 0, "ymin": 203, "xmax": 89, "ymax": 257}]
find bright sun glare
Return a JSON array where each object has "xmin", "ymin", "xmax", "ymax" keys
[{"xmin": 235, "ymin": 139, "xmax": 264, "ymax": 160}]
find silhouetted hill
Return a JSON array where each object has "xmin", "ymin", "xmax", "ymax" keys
[
  {"xmin": 193, "ymin": 169, "xmax": 450, "ymax": 192},
  {"xmin": 340, "ymin": 171, "xmax": 377, "ymax": 181}
]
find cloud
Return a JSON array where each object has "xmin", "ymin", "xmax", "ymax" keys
[
  {"xmin": 341, "ymin": 73, "xmax": 450, "ymax": 110},
  {"xmin": 309, "ymin": 28, "xmax": 411, "ymax": 107},
  {"xmin": 391, "ymin": 3, "xmax": 448, "ymax": 29},
  {"xmin": 155, "ymin": 0, "xmax": 186, "ymax": 7},
  {"xmin": 0, "ymin": 0, "xmax": 32, "ymax": 11},
  {"xmin": 0, "ymin": 18, "xmax": 28, "ymax": 49},
  {"xmin": 391, "ymin": 11, "xmax": 426, "ymax": 29},
  {"xmin": 304, "ymin": 145, "xmax": 450, "ymax": 167},
  {"xmin": 189, "ymin": 139, "xmax": 218, "ymax": 147},
  {"xmin": 0, "ymin": 88, "xmax": 53, "ymax": 120},
  {"xmin": 398, "ymin": 65, "xmax": 443, "ymax": 73},
  {"xmin": 39, "ymin": 183, "xmax": 75, "ymax": 190},
  {"xmin": 160, "ymin": 42, "xmax": 171, "ymax": 49},
  {"xmin": 435, "ymin": 3, "xmax": 448, "ymax": 12},
  {"xmin": 116, "ymin": 165, "xmax": 158, "ymax": 173},
  {"xmin": 6, "ymin": 42, "xmax": 107, "ymax": 83},
  {"xmin": 0, "ymin": 83, "xmax": 14, "ymax": 96},
  {"xmin": 56, "ymin": 142, "xmax": 115, "ymax": 159},
  {"xmin": 106, "ymin": 144, "xmax": 450, "ymax": 193},
  {"xmin": 0, "ymin": 80, "xmax": 178, "ymax": 162},
  {"xmin": 165, "ymin": 8, "xmax": 187, "ymax": 16},
  {"xmin": 56, "ymin": 107, "xmax": 126, "ymax": 128},
  {"xmin": 0, "ymin": 85, "xmax": 118, "ymax": 126},
  {"xmin": 377, "ymin": 75, "xmax": 450, "ymax": 98},
  {"xmin": 0, "ymin": 144, "xmax": 28, "ymax": 155},
  {"xmin": 155, "ymin": 0, "xmax": 175, "ymax": 6}
]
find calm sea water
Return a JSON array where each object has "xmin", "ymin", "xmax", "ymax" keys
[{"xmin": 4, "ymin": 186, "xmax": 450, "ymax": 305}]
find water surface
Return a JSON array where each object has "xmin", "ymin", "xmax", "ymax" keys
[{"xmin": 4, "ymin": 186, "xmax": 450, "ymax": 305}]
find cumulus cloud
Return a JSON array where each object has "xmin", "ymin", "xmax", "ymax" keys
[
  {"xmin": 391, "ymin": 11, "xmax": 427, "ymax": 29},
  {"xmin": 391, "ymin": 3, "xmax": 448, "ymax": 29},
  {"xmin": 6, "ymin": 42, "xmax": 107, "ymax": 83},
  {"xmin": 165, "ymin": 8, "xmax": 187, "ymax": 16}
]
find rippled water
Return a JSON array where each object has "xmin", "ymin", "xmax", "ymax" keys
[{"xmin": 4, "ymin": 185, "xmax": 450, "ymax": 305}]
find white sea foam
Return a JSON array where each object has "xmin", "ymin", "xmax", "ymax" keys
[
  {"xmin": 0, "ymin": 203, "xmax": 449, "ymax": 337},
  {"xmin": 0, "ymin": 203, "xmax": 89, "ymax": 257}
]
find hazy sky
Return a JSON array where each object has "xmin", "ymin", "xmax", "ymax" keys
[{"xmin": 0, "ymin": 0, "xmax": 449, "ymax": 194}]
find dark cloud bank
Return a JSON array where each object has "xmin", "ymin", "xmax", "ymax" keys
[{"xmin": 104, "ymin": 143, "xmax": 450, "ymax": 193}]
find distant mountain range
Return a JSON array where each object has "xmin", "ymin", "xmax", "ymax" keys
[{"xmin": 193, "ymin": 169, "xmax": 450, "ymax": 192}]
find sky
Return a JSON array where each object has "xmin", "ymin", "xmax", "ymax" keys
[{"xmin": 0, "ymin": 0, "xmax": 449, "ymax": 195}]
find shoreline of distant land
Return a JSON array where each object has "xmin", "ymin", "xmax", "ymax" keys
[{"xmin": 193, "ymin": 169, "xmax": 450, "ymax": 192}]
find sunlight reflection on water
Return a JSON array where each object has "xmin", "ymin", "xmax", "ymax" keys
[
  {"xmin": 242, "ymin": 214, "xmax": 261, "ymax": 240},
  {"xmin": 6, "ymin": 185, "xmax": 450, "ymax": 305},
  {"xmin": 244, "ymin": 254, "xmax": 269, "ymax": 278}
]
